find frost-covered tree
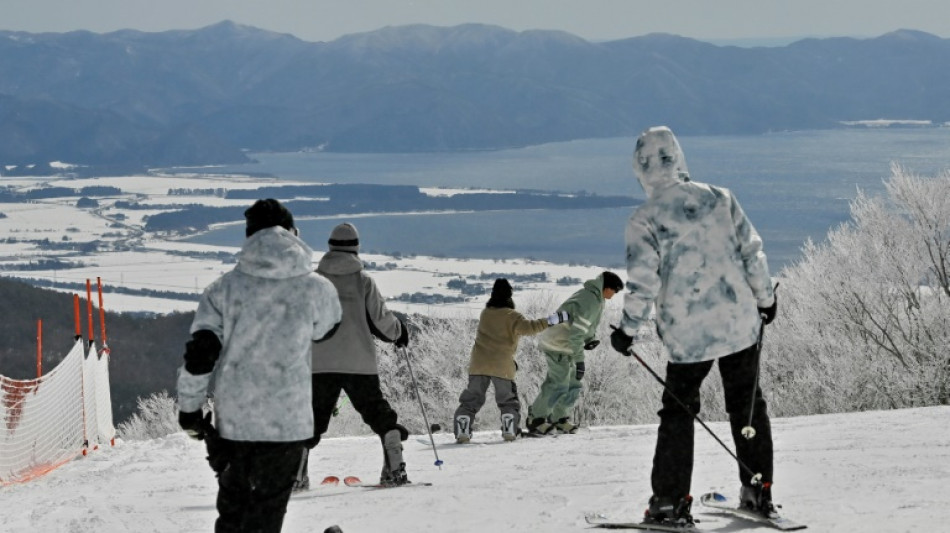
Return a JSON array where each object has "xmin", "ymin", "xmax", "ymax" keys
[{"xmin": 771, "ymin": 165, "xmax": 950, "ymax": 413}]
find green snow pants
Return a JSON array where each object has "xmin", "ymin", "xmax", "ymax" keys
[{"xmin": 529, "ymin": 350, "xmax": 581, "ymax": 422}]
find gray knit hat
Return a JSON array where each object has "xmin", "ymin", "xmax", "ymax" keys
[{"xmin": 328, "ymin": 222, "xmax": 360, "ymax": 252}]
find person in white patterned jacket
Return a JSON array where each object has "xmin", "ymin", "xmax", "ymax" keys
[
  {"xmin": 176, "ymin": 199, "xmax": 342, "ymax": 533},
  {"xmin": 610, "ymin": 126, "xmax": 778, "ymax": 527}
]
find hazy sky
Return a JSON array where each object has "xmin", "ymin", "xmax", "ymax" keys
[{"xmin": 2, "ymin": 0, "xmax": 949, "ymax": 45}]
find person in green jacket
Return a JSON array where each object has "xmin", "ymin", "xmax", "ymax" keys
[
  {"xmin": 526, "ymin": 271, "xmax": 624, "ymax": 435},
  {"xmin": 452, "ymin": 278, "xmax": 569, "ymax": 443}
]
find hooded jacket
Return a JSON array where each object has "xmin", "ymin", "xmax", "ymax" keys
[
  {"xmin": 621, "ymin": 126, "xmax": 774, "ymax": 363},
  {"xmin": 536, "ymin": 275, "xmax": 607, "ymax": 362},
  {"xmin": 177, "ymin": 227, "xmax": 342, "ymax": 441},
  {"xmin": 311, "ymin": 250, "xmax": 403, "ymax": 374},
  {"xmin": 468, "ymin": 306, "xmax": 548, "ymax": 380}
]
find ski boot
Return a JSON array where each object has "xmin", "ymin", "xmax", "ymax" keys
[
  {"xmin": 500, "ymin": 413, "xmax": 519, "ymax": 441},
  {"xmin": 454, "ymin": 415, "xmax": 472, "ymax": 444},
  {"xmin": 740, "ymin": 482, "xmax": 778, "ymax": 517},
  {"xmin": 553, "ymin": 417, "xmax": 578, "ymax": 434},
  {"xmin": 526, "ymin": 416, "xmax": 554, "ymax": 436},
  {"xmin": 644, "ymin": 494, "xmax": 695, "ymax": 528},
  {"xmin": 380, "ymin": 427, "xmax": 410, "ymax": 486}
]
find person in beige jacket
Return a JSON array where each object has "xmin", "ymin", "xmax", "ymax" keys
[{"xmin": 452, "ymin": 278, "xmax": 568, "ymax": 443}]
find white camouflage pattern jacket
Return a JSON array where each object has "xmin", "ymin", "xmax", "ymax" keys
[
  {"xmin": 177, "ymin": 227, "xmax": 341, "ymax": 441},
  {"xmin": 621, "ymin": 126, "xmax": 775, "ymax": 363}
]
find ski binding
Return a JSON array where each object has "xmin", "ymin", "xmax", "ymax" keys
[
  {"xmin": 585, "ymin": 514, "xmax": 699, "ymax": 531},
  {"xmin": 698, "ymin": 492, "xmax": 806, "ymax": 530}
]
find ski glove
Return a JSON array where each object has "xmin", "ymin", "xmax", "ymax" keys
[
  {"xmin": 609, "ymin": 326, "xmax": 634, "ymax": 356},
  {"xmin": 395, "ymin": 319, "xmax": 410, "ymax": 348},
  {"xmin": 575, "ymin": 361, "xmax": 586, "ymax": 380},
  {"xmin": 758, "ymin": 294, "xmax": 778, "ymax": 325},
  {"xmin": 583, "ymin": 339, "xmax": 600, "ymax": 351},
  {"xmin": 179, "ymin": 410, "xmax": 214, "ymax": 441},
  {"xmin": 547, "ymin": 310, "xmax": 570, "ymax": 325}
]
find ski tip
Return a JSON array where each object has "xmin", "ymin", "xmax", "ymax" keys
[
  {"xmin": 320, "ymin": 475, "xmax": 340, "ymax": 486},
  {"xmin": 342, "ymin": 475, "xmax": 361, "ymax": 487}
]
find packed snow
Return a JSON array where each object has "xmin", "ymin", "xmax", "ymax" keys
[{"xmin": 2, "ymin": 406, "xmax": 948, "ymax": 532}]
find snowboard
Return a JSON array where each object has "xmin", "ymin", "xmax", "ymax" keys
[
  {"xmin": 698, "ymin": 492, "xmax": 807, "ymax": 530},
  {"xmin": 585, "ymin": 514, "xmax": 699, "ymax": 531}
]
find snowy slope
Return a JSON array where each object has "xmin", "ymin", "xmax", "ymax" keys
[{"xmin": 2, "ymin": 406, "xmax": 949, "ymax": 532}]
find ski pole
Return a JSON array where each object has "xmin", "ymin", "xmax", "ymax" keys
[
  {"xmin": 742, "ymin": 282, "xmax": 779, "ymax": 440},
  {"xmin": 398, "ymin": 345, "xmax": 444, "ymax": 469},
  {"xmin": 613, "ymin": 326, "xmax": 760, "ymax": 484}
]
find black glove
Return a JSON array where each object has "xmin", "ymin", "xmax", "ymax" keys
[
  {"xmin": 583, "ymin": 339, "xmax": 600, "ymax": 351},
  {"xmin": 575, "ymin": 361, "xmax": 586, "ymax": 380},
  {"xmin": 179, "ymin": 410, "xmax": 213, "ymax": 441},
  {"xmin": 395, "ymin": 319, "xmax": 410, "ymax": 348},
  {"xmin": 609, "ymin": 326, "xmax": 634, "ymax": 356},
  {"xmin": 758, "ymin": 294, "xmax": 778, "ymax": 325}
]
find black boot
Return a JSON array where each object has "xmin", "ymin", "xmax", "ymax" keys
[{"xmin": 644, "ymin": 495, "xmax": 695, "ymax": 526}]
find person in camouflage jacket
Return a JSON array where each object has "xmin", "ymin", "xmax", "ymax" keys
[{"xmin": 609, "ymin": 126, "xmax": 778, "ymax": 524}]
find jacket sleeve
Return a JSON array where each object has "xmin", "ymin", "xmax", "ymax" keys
[
  {"xmin": 560, "ymin": 296, "xmax": 593, "ymax": 360},
  {"xmin": 363, "ymin": 274, "xmax": 402, "ymax": 342},
  {"xmin": 312, "ymin": 275, "xmax": 342, "ymax": 342},
  {"xmin": 729, "ymin": 193, "xmax": 774, "ymax": 307},
  {"xmin": 622, "ymin": 213, "xmax": 662, "ymax": 336},
  {"xmin": 177, "ymin": 283, "xmax": 224, "ymax": 413},
  {"xmin": 510, "ymin": 312, "xmax": 549, "ymax": 337}
]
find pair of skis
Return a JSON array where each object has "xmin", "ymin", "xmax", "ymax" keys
[
  {"xmin": 318, "ymin": 475, "xmax": 431, "ymax": 489},
  {"xmin": 586, "ymin": 491, "xmax": 806, "ymax": 531}
]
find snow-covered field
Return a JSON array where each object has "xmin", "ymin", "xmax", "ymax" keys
[
  {"xmin": 0, "ymin": 173, "xmax": 604, "ymax": 316},
  {"xmin": 3, "ymin": 406, "xmax": 948, "ymax": 532}
]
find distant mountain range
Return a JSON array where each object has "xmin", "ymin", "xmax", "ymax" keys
[{"xmin": 2, "ymin": 22, "xmax": 949, "ymax": 171}]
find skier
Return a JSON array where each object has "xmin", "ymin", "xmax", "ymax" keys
[
  {"xmin": 176, "ymin": 198, "xmax": 342, "ymax": 533},
  {"xmin": 526, "ymin": 271, "xmax": 624, "ymax": 435},
  {"xmin": 609, "ymin": 126, "xmax": 778, "ymax": 526},
  {"xmin": 452, "ymin": 278, "xmax": 570, "ymax": 443},
  {"xmin": 297, "ymin": 222, "xmax": 412, "ymax": 490}
]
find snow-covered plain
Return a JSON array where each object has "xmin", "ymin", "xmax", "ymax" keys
[
  {"xmin": 0, "ymin": 173, "xmax": 604, "ymax": 316},
  {"xmin": 2, "ymin": 406, "xmax": 948, "ymax": 532}
]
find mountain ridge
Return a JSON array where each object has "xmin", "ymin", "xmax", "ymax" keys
[{"xmin": 1, "ymin": 22, "xmax": 949, "ymax": 170}]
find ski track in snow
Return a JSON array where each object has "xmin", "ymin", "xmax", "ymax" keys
[{"xmin": 2, "ymin": 406, "xmax": 949, "ymax": 532}]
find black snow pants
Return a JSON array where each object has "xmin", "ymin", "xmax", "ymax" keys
[
  {"xmin": 650, "ymin": 343, "xmax": 773, "ymax": 501},
  {"xmin": 308, "ymin": 373, "xmax": 400, "ymax": 447},
  {"xmin": 215, "ymin": 439, "xmax": 306, "ymax": 533}
]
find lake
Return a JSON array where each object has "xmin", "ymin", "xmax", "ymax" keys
[{"xmin": 184, "ymin": 128, "xmax": 950, "ymax": 271}]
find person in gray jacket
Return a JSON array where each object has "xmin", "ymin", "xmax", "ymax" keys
[
  {"xmin": 297, "ymin": 222, "xmax": 412, "ymax": 489},
  {"xmin": 177, "ymin": 199, "xmax": 342, "ymax": 533},
  {"xmin": 610, "ymin": 126, "xmax": 777, "ymax": 527}
]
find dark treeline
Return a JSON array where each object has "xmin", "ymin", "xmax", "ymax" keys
[
  {"xmin": 145, "ymin": 183, "xmax": 639, "ymax": 232},
  {"xmin": 0, "ymin": 276, "xmax": 193, "ymax": 424}
]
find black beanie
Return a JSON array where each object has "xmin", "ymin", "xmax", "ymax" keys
[
  {"xmin": 491, "ymin": 278, "xmax": 513, "ymax": 300},
  {"xmin": 487, "ymin": 278, "xmax": 514, "ymax": 309},
  {"xmin": 245, "ymin": 199, "xmax": 295, "ymax": 237}
]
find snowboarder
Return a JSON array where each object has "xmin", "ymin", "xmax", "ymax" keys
[
  {"xmin": 452, "ymin": 278, "xmax": 570, "ymax": 443},
  {"xmin": 526, "ymin": 271, "xmax": 623, "ymax": 435},
  {"xmin": 298, "ymin": 222, "xmax": 412, "ymax": 490},
  {"xmin": 176, "ymin": 198, "xmax": 342, "ymax": 533},
  {"xmin": 609, "ymin": 126, "xmax": 778, "ymax": 526}
]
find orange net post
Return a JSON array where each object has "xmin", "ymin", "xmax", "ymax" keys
[
  {"xmin": 85, "ymin": 279, "xmax": 94, "ymax": 345},
  {"xmin": 96, "ymin": 277, "xmax": 108, "ymax": 350}
]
